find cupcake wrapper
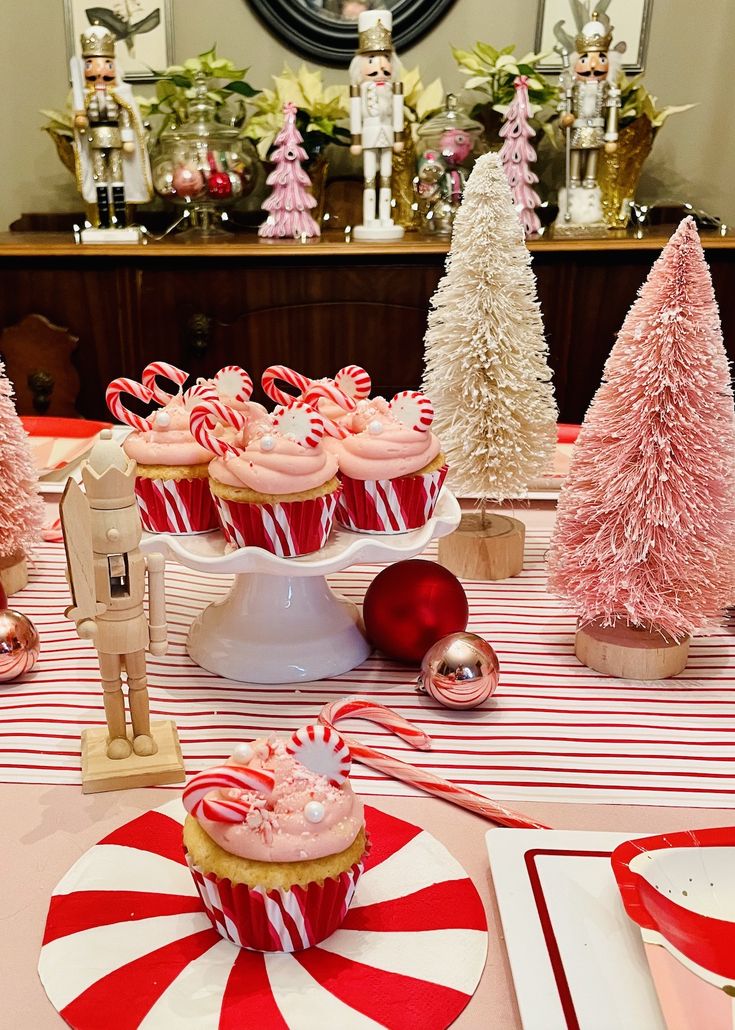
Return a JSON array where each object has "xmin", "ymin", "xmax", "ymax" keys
[
  {"xmin": 135, "ymin": 474, "xmax": 219, "ymax": 534},
  {"xmin": 186, "ymin": 851, "xmax": 365, "ymax": 952},
  {"xmin": 213, "ymin": 490, "xmax": 339, "ymax": 557},
  {"xmin": 336, "ymin": 464, "xmax": 448, "ymax": 533}
]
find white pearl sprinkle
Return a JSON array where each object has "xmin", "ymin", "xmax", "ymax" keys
[
  {"xmin": 368, "ymin": 419, "xmax": 384, "ymax": 435},
  {"xmin": 231, "ymin": 742, "xmax": 254, "ymax": 764},
  {"xmin": 156, "ymin": 411, "xmax": 171, "ymax": 428},
  {"xmin": 259, "ymin": 435, "xmax": 276, "ymax": 452},
  {"xmin": 304, "ymin": 800, "xmax": 325, "ymax": 824}
]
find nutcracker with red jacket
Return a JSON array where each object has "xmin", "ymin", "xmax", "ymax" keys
[
  {"xmin": 71, "ymin": 24, "xmax": 152, "ymax": 237},
  {"xmin": 349, "ymin": 10, "xmax": 405, "ymax": 241}
]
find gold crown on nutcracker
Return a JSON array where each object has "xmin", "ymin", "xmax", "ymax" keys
[
  {"xmin": 575, "ymin": 14, "xmax": 613, "ymax": 53},
  {"xmin": 81, "ymin": 432, "xmax": 136, "ymax": 511},
  {"xmin": 80, "ymin": 23, "xmax": 116, "ymax": 59},
  {"xmin": 357, "ymin": 17, "xmax": 393, "ymax": 54}
]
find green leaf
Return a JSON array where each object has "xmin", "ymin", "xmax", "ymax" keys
[
  {"xmin": 224, "ymin": 80, "xmax": 259, "ymax": 97},
  {"xmin": 517, "ymin": 64, "xmax": 535, "ymax": 76},
  {"xmin": 169, "ymin": 74, "xmax": 192, "ymax": 88}
]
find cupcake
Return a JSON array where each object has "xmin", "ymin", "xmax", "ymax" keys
[
  {"xmin": 190, "ymin": 399, "xmax": 341, "ymax": 556},
  {"xmin": 106, "ymin": 377, "xmax": 220, "ymax": 534},
  {"xmin": 183, "ymin": 726, "xmax": 367, "ymax": 951},
  {"xmin": 330, "ymin": 391, "xmax": 448, "ymax": 533}
]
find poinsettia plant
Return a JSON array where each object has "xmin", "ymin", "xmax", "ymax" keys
[
  {"xmin": 401, "ymin": 66, "xmax": 445, "ymax": 136},
  {"xmin": 452, "ymin": 43, "xmax": 557, "ymax": 117}
]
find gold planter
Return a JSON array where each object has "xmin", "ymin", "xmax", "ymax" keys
[
  {"xmin": 598, "ymin": 115, "xmax": 655, "ymax": 228},
  {"xmin": 391, "ymin": 136, "xmax": 418, "ymax": 230},
  {"xmin": 306, "ymin": 152, "xmax": 329, "ymax": 226}
]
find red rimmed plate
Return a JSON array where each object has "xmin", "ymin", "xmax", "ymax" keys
[{"xmin": 21, "ymin": 416, "xmax": 111, "ymax": 479}]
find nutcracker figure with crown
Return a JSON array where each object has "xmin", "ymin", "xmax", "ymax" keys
[
  {"xmin": 60, "ymin": 431, "xmax": 184, "ymax": 792},
  {"xmin": 70, "ymin": 24, "xmax": 152, "ymax": 242},
  {"xmin": 553, "ymin": 2, "xmax": 625, "ymax": 231},
  {"xmin": 349, "ymin": 10, "xmax": 406, "ymax": 241}
]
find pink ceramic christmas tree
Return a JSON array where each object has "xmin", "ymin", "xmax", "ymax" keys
[
  {"xmin": 0, "ymin": 361, "xmax": 44, "ymax": 594},
  {"xmin": 499, "ymin": 76, "xmax": 541, "ymax": 237},
  {"xmin": 258, "ymin": 102, "xmax": 320, "ymax": 240},
  {"xmin": 548, "ymin": 217, "xmax": 735, "ymax": 644}
]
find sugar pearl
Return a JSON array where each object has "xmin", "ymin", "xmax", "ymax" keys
[
  {"xmin": 231, "ymin": 742, "xmax": 254, "ymax": 764},
  {"xmin": 156, "ymin": 410, "xmax": 171, "ymax": 428},
  {"xmin": 304, "ymin": 801, "xmax": 325, "ymax": 824},
  {"xmin": 368, "ymin": 420, "xmax": 384, "ymax": 435},
  {"xmin": 259, "ymin": 435, "xmax": 275, "ymax": 452}
]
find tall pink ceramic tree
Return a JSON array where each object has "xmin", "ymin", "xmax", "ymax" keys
[
  {"xmin": 258, "ymin": 101, "xmax": 320, "ymax": 240},
  {"xmin": 547, "ymin": 217, "xmax": 735, "ymax": 639},
  {"xmin": 499, "ymin": 76, "xmax": 541, "ymax": 237}
]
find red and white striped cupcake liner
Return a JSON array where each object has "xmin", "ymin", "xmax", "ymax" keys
[
  {"xmin": 336, "ymin": 464, "xmax": 448, "ymax": 534},
  {"xmin": 186, "ymin": 851, "xmax": 365, "ymax": 952},
  {"xmin": 135, "ymin": 474, "xmax": 219, "ymax": 534},
  {"xmin": 213, "ymin": 489, "xmax": 339, "ymax": 556}
]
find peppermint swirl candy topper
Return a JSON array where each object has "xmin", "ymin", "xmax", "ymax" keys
[
  {"xmin": 105, "ymin": 378, "xmax": 156, "ymax": 432},
  {"xmin": 271, "ymin": 401, "xmax": 326, "ymax": 449},
  {"xmin": 335, "ymin": 365, "xmax": 371, "ymax": 401},
  {"xmin": 189, "ymin": 400, "xmax": 247, "ymax": 457},
  {"xmin": 388, "ymin": 391, "xmax": 435, "ymax": 432},
  {"xmin": 213, "ymin": 365, "xmax": 254, "ymax": 404},
  {"xmin": 183, "ymin": 763, "xmax": 276, "ymax": 823},
  {"xmin": 286, "ymin": 724, "xmax": 352, "ymax": 786}
]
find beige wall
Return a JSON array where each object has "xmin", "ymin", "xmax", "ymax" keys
[{"xmin": 1, "ymin": 0, "xmax": 731, "ymax": 229}]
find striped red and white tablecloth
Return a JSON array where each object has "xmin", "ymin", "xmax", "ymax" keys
[{"xmin": 2, "ymin": 530, "xmax": 734, "ymax": 807}]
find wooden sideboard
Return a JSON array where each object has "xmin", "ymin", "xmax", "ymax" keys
[{"xmin": 1, "ymin": 229, "xmax": 733, "ymax": 421}]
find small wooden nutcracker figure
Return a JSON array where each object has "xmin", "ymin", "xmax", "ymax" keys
[
  {"xmin": 60, "ymin": 431, "xmax": 184, "ymax": 792},
  {"xmin": 349, "ymin": 10, "xmax": 405, "ymax": 241},
  {"xmin": 71, "ymin": 24, "xmax": 152, "ymax": 240}
]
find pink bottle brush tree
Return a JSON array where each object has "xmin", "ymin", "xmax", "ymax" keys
[
  {"xmin": 259, "ymin": 102, "xmax": 320, "ymax": 240},
  {"xmin": 547, "ymin": 217, "xmax": 735, "ymax": 640},
  {"xmin": 499, "ymin": 76, "xmax": 541, "ymax": 237}
]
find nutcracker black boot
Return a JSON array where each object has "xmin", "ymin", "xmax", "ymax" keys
[
  {"xmin": 96, "ymin": 186, "xmax": 111, "ymax": 228},
  {"xmin": 111, "ymin": 185, "xmax": 127, "ymax": 227}
]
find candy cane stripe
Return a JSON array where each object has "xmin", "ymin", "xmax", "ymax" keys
[
  {"xmin": 183, "ymin": 763, "xmax": 275, "ymax": 820},
  {"xmin": 189, "ymin": 401, "xmax": 246, "ymax": 457},
  {"xmin": 105, "ymin": 378, "xmax": 155, "ymax": 432},
  {"xmin": 261, "ymin": 366, "xmax": 313, "ymax": 407},
  {"xmin": 142, "ymin": 362, "xmax": 189, "ymax": 405}
]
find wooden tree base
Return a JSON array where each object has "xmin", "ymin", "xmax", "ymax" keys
[
  {"xmin": 575, "ymin": 618, "xmax": 691, "ymax": 680},
  {"xmin": 438, "ymin": 512, "xmax": 525, "ymax": 581},
  {"xmin": 81, "ymin": 719, "xmax": 186, "ymax": 794},
  {"xmin": 0, "ymin": 551, "xmax": 28, "ymax": 596}
]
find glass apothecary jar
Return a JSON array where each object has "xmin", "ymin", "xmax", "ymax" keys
[
  {"xmin": 151, "ymin": 73, "xmax": 258, "ymax": 237},
  {"xmin": 414, "ymin": 94, "xmax": 484, "ymax": 236}
]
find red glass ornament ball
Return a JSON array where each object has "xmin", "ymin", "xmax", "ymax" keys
[
  {"xmin": 171, "ymin": 164, "xmax": 204, "ymax": 198},
  {"xmin": 0, "ymin": 581, "xmax": 6, "ymax": 610},
  {"xmin": 207, "ymin": 170, "xmax": 233, "ymax": 199},
  {"xmin": 363, "ymin": 559, "xmax": 469, "ymax": 663}
]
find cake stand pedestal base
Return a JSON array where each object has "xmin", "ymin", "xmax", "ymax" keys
[
  {"xmin": 187, "ymin": 572, "xmax": 371, "ymax": 683},
  {"xmin": 439, "ymin": 513, "xmax": 525, "ymax": 581},
  {"xmin": 575, "ymin": 618, "xmax": 691, "ymax": 680}
]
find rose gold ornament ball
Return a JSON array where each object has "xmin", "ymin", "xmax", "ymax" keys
[
  {"xmin": 0, "ymin": 609, "xmax": 40, "ymax": 683},
  {"xmin": 417, "ymin": 632, "xmax": 499, "ymax": 710}
]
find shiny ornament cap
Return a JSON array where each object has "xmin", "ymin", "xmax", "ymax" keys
[
  {"xmin": 80, "ymin": 24, "xmax": 116, "ymax": 59},
  {"xmin": 81, "ymin": 430, "xmax": 137, "ymax": 510},
  {"xmin": 575, "ymin": 14, "xmax": 613, "ymax": 53},
  {"xmin": 357, "ymin": 10, "xmax": 394, "ymax": 53}
]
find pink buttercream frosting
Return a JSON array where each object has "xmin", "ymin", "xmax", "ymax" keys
[
  {"xmin": 328, "ymin": 398, "xmax": 441, "ymax": 480},
  {"xmin": 197, "ymin": 737, "xmax": 365, "ymax": 862},
  {"xmin": 123, "ymin": 398, "xmax": 214, "ymax": 466},
  {"xmin": 209, "ymin": 426, "xmax": 338, "ymax": 494}
]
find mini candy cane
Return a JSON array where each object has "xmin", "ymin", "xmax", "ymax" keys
[
  {"xmin": 389, "ymin": 391, "xmax": 434, "ymax": 432},
  {"xmin": 214, "ymin": 365, "xmax": 254, "ymax": 404},
  {"xmin": 272, "ymin": 401, "xmax": 325, "ymax": 448},
  {"xmin": 183, "ymin": 763, "xmax": 275, "ymax": 820},
  {"xmin": 142, "ymin": 361, "xmax": 189, "ymax": 405},
  {"xmin": 302, "ymin": 380, "xmax": 358, "ymax": 412},
  {"xmin": 286, "ymin": 724, "xmax": 352, "ymax": 786},
  {"xmin": 334, "ymin": 365, "xmax": 371, "ymax": 400},
  {"xmin": 189, "ymin": 401, "xmax": 247, "ymax": 457},
  {"xmin": 105, "ymin": 378, "xmax": 156, "ymax": 432},
  {"xmin": 262, "ymin": 365, "xmax": 313, "ymax": 407},
  {"xmin": 199, "ymin": 795, "xmax": 255, "ymax": 823},
  {"xmin": 320, "ymin": 696, "xmax": 549, "ymax": 830}
]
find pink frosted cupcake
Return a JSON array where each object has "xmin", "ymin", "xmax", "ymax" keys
[
  {"xmin": 329, "ymin": 391, "xmax": 448, "ymax": 533},
  {"xmin": 191, "ymin": 400, "xmax": 341, "ymax": 556},
  {"xmin": 182, "ymin": 726, "xmax": 368, "ymax": 952}
]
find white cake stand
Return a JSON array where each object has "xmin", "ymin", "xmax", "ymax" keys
[{"xmin": 141, "ymin": 490, "xmax": 460, "ymax": 684}]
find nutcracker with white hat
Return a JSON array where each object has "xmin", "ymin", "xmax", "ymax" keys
[{"xmin": 348, "ymin": 10, "xmax": 405, "ymax": 241}]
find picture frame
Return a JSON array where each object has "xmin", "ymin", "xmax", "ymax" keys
[
  {"xmin": 64, "ymin": 0, "xmax": 174, "ymax": 83},
  {"xmin": 534, "ymin": 0, "xmax": 653, "ymax": 75}
]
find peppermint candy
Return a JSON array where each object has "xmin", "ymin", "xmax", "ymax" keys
[
  {"xmin": 214, "ymin": 365, "xmax": 254, "ymax": 404},
  {"xmin": 261, "ymin": 365, "xmax": 313, "ymax": 407},
  {"xmin": 189, "ymin": 401, "xmax": 247, "ymax": 457},
  {"xmin": 389, "ymin": 391, "xmax": 434, "ymax": 432},
  {"xmin": 335, "ymin": 365, "xmax": 371, "ymax": 400},
  {"xmin": 286, "ymin": 724, "xmax": 352, "ymax": 786},
  {"xmin": 142, "ymin": 362, "xmax": 189, "ymax": 405},
  {"xmin": 183, "ymin": 763, "xmax": 275, "ymax": 821},
  {"xmin": 105, "ymin": 378, "xmax": 156, "ymax": 432},
  {"xmin": 272, "ymin": 401, "xmax": 325, "ymax": 448},
  {"xmin": 183, "ymin": 380, "xmax": 218, "ymax": 409}
]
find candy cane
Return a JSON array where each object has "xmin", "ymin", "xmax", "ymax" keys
[
  {"xmin": 261, "ymin": 365, "xmax": 313, "ymax": 407},
  {"xmin": 199, "ymin": 796, "xmax": 255, "ymax": 823},
  {"xmin": 214, "ymin": 365, "xmax": 254, "ymax": 403},
  {"xmin": 105, "ymin": 378, "xmax": 156, "ymax": 432},
  {"xmin": 286, "ymin": 724, "xmax": 352, "ymax": 786},
  {"xmin": 334, "ymin": 365, "xmax": 371, "ymax": 400},
  {"xmin": 183, "ymin": 380, "xmax": 218, "ymax": 408},
  {"xmin": 189, "ymin": 401, "xmax": 246, "ymax": 457},
  {"xmin": 183, "ymin": 763, "xmax": 275, "ymax": 821},
  {"xmin": 319, "ymin": 696, "xmax": 549, "ymax": 830},
  {"xmin": 142, "ymin": 362, "xmax": 189, "ymax": 405},
  {"xmin": 302, "ymin": 381, "xmax": 358, "ymax": 413}
]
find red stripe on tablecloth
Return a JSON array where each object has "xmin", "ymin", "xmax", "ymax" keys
[
  {"xmin": 99, "ymin": 810, "xmax": 187, "ymax": 864},
  {"xmin": 60, "ymin": 929, "xmax": 217, "ymax": 1028},
  {"xmin": 343, "ymin": 878, "xmax": 486, "ymax": 932},
  {"xmin": 219, "ymin": 950, "xmax": 289, "ymax": 1030},
  {"xmin": 43, "ymin": 891, "xmax": 203, "ymax": 945}
]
